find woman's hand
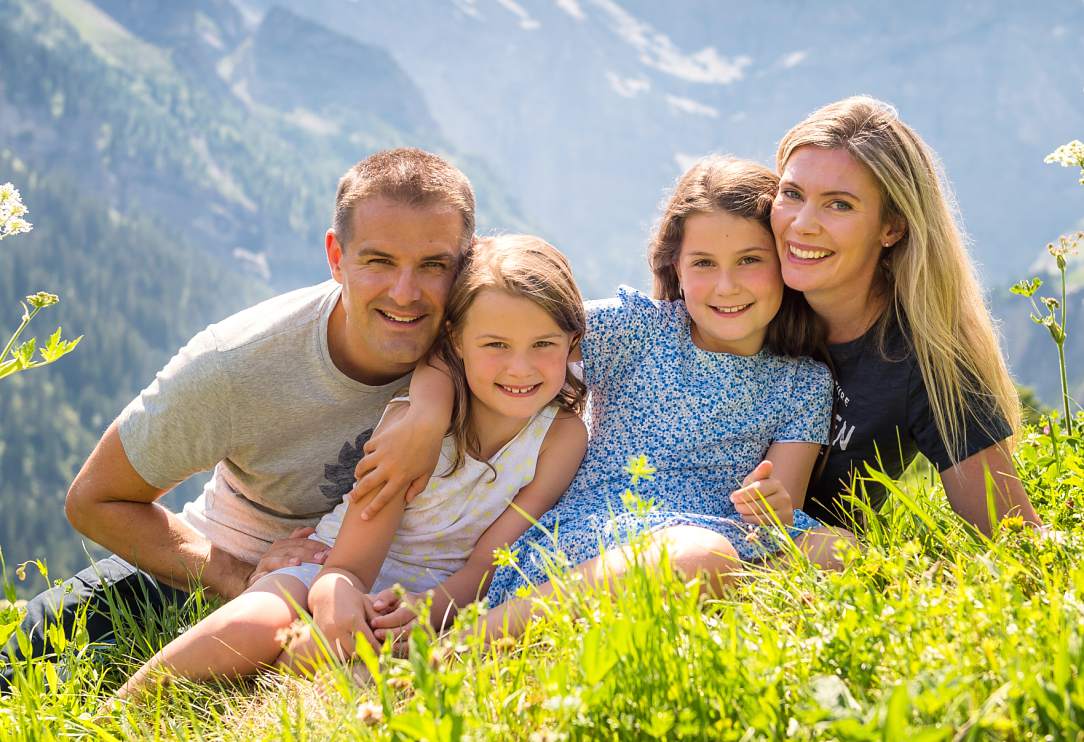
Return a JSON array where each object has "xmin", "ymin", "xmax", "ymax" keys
[
  {"xmin": 351, "ymin": 406, "xmax": 445, "ymax": 520},
  {"xmin": 729, "ymin": 460, "xmax": 795, "ymax": 527}
]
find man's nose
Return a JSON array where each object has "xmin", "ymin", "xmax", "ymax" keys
[{"xmin": 387, "ymin": 268, "xmax": 421, "ymax": 306}]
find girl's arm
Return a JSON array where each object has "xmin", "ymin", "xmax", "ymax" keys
[
  {"xmin": 372, "ymin": 411, "xmax": 588, "ymax": 636},
  {"xmin": 351, "ymin": 358, "xmax": 454, "ymax": 519},
  {"xmin": 940, "ymin": 439, "xmax": 1042, "ymax": 536},
  {"xmin": 302, "ymin": 407, "xmax": 413, "ymax": 658},
  {"xmin": 730, "ymin": 441, "xmax": 821, "ymax": 525}
]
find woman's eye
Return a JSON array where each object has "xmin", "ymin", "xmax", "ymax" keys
[
  {"xmin": 829, "ymin": 200, "xmax": 853, "ymax": 212},
  {"xmin": 780, "ymin": 188, "xmax": 801, "ymax": 200}
]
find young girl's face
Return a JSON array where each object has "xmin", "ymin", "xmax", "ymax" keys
[
  {"xmin": 455, "ymin": 288, "xmax": 575, "ymax": 421},
  {"xmin": 675, "ymin": 210, "xmax": 783, "ymax": 356}
]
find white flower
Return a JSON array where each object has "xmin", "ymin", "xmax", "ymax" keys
[{"xmin": 0, "ymin": 183, "xmax": 33, "ymax": 240}]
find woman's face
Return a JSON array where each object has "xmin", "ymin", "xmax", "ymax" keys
[{"xmin": 771, "ymin": 146, "xmax": 904, "ymax": 302}]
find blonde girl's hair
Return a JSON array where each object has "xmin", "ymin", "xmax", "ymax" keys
[
  {"xmin": 433, "ymin": 234, "xmax": 587, "ymax": 475},
  {"xmin": 649, "ymin": 155, "xmax": 827, "ymax": 360},
  {"xmin": 777, "ymin": 96, "xmax": 1021, "ymax": 460}
]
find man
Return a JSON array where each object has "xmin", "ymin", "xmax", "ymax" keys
[{"xmin": 0, "ymin": 148, "xmax": 472, "ymax": 689}]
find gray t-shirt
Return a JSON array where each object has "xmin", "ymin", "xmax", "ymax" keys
[{"xmin": 117, "ymin": 280, "xmax": 408, "ymax": 565}]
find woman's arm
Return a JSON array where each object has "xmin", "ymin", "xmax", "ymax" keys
[
  {"xmin": 730, "ymin": 441, "xmax": 821, "ymax": 525},
  {"xmin": 371, "ymin": 412, "xmax": 588, "ymax": 635},
  {"xmin": 940, "ymin": 439, "xmax": 1042, "ymax": 536}
]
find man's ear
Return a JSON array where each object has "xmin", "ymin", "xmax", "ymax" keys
[{"xmin": 326, "ymin": 229, "xmax": 344, "ymax": 282}]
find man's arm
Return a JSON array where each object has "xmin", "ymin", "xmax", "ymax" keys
[{"xmin": 65, "ymin": 421, "xmax": 321, "ymax": 600}]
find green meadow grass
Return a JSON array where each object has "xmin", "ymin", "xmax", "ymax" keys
[{"xmin": 1, "ymin": 414, "xmax": 1082, "ymax": 741}]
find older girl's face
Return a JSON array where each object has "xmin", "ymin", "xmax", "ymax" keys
[
  {"xmin": 771, "ymin": 146, "xmax": 904, "ymax": 302},
  {"xmin": 675, "ymin": 210, "xmax": 782, "ymax": 356}
]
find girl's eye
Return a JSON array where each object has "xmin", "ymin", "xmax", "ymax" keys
[
  {"xmin": 533, "ymin": 340, "xmax": 555, "ymax": 348},
  {"xmin": 484, "ymin": 341, "xmax": 508, "ymax": 349},
  {"xmin": 737, "ymin": 256, "xmax": 761, "ymax": 265},
  {"xmin": 692, "ymin": 259, "xmax": 714, "ymax": 268}
]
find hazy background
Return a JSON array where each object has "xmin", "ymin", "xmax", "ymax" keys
[{"xmin": 1, "ymin": 0, "xmax": 1082, "ymax": 582}]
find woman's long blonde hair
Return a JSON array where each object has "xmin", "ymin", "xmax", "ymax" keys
[
  {"xmin": 433, "ymin": 234, "xmax": 587, "ymax": 475},
  {"xmin": 777, "ymin": 96, "xmax": 1020, "ymax": 460}
]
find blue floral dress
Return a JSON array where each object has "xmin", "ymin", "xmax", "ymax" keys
[{"xmin": 486, "ymin": 287, "xmax": 833, "ymax": 605}]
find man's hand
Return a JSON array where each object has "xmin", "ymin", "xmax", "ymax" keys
[
  {"xmin": 729, "ymin": 460, "xmax": 794, "ymax": 527},
  {"xmin": 369, "ymin": 588, "xmax": 423, "ymax": 645},
  {"xmin": 350, "ymin": 407, "xmax": 444, "ymax": 520},
  {"xmin": 245, "ymin": 527, "xmax": 329, "ymax": 588}
]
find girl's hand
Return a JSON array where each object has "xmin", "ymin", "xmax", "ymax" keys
[
  {"xmin": 308, "ymin": 572, "xmax": 381, "ymax": 658},
  {"xmin": 351, "ymin": 406, "xmax": 444, "ymax": 520},
  {"xmin": 369, "ymin": 589, "xmax": 423, "ymax": 646},
  {"xmin": 729, "ymin": 460, "xmax": 794, "ymax": 527}
]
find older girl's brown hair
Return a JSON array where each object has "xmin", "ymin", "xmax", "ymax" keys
[
  {"xmin": 649, "ymin": 155, "xmax": 826, "ymax": 360},
  {"xmin": 433, "ymin": 234, "xmax": 587, "ymax": 474}
]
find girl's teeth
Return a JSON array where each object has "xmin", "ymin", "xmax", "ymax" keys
[
  {"xmin": 790, "ymin": 245, "xmax": 831, "ymax": 260},
  {"xmin": 716, "ymin": 304, "xmax": 749, "ymax": 314},
  {"xmin": 500, "ymin": 384, "xmax": 537, "ymax": 395}
]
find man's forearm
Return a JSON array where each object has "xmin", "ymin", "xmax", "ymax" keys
[{"xmin": 71, "ymin": 498, "xmax": 252, "ymax": 599}]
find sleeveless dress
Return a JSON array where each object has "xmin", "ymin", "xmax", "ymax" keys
[
  {"xmin": 273, "ymin": 401, "xmax": 560, "ymax": 594},
  {"xmin": 486, "ymin": 287, "xmax": 833, "ymax": 605}
]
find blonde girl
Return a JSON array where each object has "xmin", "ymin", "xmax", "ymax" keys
[
  {"xmin": 772, "ymin": 96, "xmax": 1041, "ymax": 534},
  {"xmin": 119, "ymin": 235, "xmax": 588, "ymax": 695}
]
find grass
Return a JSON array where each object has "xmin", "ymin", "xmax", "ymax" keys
[{"xmin": 1, "ymin": 414, "xmax": 1083, "ymax": 741}]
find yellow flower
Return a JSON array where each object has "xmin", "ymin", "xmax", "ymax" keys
[
  {"xmin": 622, "ymin": 454, "xmax": 656, "ymax": 485},
  {"xmin": 356, "ymin": 701, "xmax": 383, "ymax": 725}
]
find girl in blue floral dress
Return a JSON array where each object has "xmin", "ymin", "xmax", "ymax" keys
[{"xmin": 362, "ymin": 156, "xmax": 853, "ymax": 641}]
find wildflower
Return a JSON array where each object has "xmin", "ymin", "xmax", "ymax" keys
[
  {"xmin": 0, "ymin": 183, "xmax": 32, "ymax": 240},
  {"xmin": 1009, "ymin": 277, "xmax": 1042, "ymax": 298},
  {"xmin": 356, "ymin": 701, "xmax": 383, "ymax": 725},
  {"xmin": 273, "ymin": 620, "xmax": 307, "ymax": 649},
  {"xmin": 25, "ymin": 292, "xmax": 59, "ymax": 310},
  {"xmin": 1045, "ymin": 140, "xmax": 1084, "ymax": 183},
  {"xmin": 1000, "ymin": 516, "xmax": 1025, "ymax": 533},
  {"xmin": 491, "ymin": 635, "xmax": 518, "ymax": 652},
  {"xmin": 492, "ymin": 545, "xmax": 519, "ymax": 568},
  {"xmin": 622, "ymin": 454, "xmax": 656, "ymax": 484},
  {"xmin": 14, "ymin": 563, "xmax": 26, "ymax": 581},
  {"xmin": 387, "ymin": 674, "xmax": 412, "ymax": 691}
]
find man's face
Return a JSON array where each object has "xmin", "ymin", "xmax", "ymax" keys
[{"xmin": 326, "ymin": 197, "xmax": 465, "ymax": 384}]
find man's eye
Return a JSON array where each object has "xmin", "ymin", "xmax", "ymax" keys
[
  {"xmin": 423, "ymin": 261, "xmax": 449, "ymax": 270},
  {"xmin": 367, "ymin": 258, "xmax": 392, "ymax": 265}
]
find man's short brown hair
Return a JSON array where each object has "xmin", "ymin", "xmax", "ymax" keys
[{"xmin": 333, "ymin": 148, "xmax": 476, "ymax": 249}]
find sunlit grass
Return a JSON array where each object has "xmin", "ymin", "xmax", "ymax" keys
[{"xmin": 2, "ymin": 414, "xmax": 1083, "ymax": 740}]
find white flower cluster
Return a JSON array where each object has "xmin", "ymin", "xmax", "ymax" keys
[
  {"xmin": 1044, "ymin": 140, "xmax": 1084, "ymax": 184},
  {"xmin": 0, "ymin": 182, "xmax": 33, "ymax": 241}
]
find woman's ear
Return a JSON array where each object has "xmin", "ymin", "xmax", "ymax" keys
[{"xmin": 880, "ymin": 216, "xmax": 907, "ymax": 249}]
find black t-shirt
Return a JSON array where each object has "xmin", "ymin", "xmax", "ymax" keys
[{"xmin": 805, "ymin": 317, "xmax": 1013, "ymax": 528}]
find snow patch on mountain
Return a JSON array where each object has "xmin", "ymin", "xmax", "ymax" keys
[
  {"xmin": 497, "ymin": 0, "xmax": 541, "ymax": 29},
  {"xmin": 607, "ymin": 71, "xmax": 650, "ymax": 97},
  {"xmin": 554, "ymin": 0, "xmax": 586, "ymax": 21},
  {"xmin": 666, "ymin": 95, "xmax": 719, "ymax": 117},
  {"xmin": 591, "ymin": 0, "xmax": 751, "ymax": 84}
]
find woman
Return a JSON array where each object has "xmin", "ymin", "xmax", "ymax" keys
[{"xmin": 771, "ymin": 96, "xmax": 1041, "ymax": 534}]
